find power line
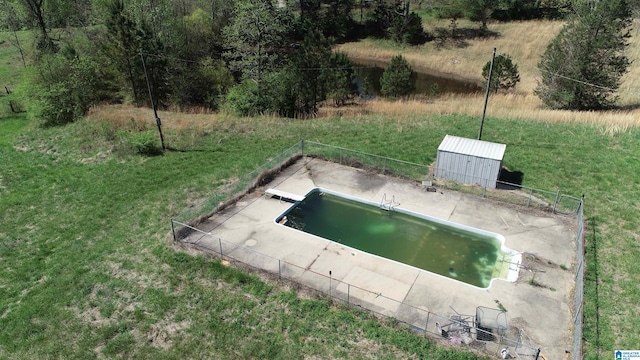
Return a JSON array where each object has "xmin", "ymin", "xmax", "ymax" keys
[
  {"xmin": 496, "ymin": 50, "xmax": 640, "ymax": 97},
  {"xmin": 140, "ymin": 51, "xmax": 381, "ymax": 71},
  {"xmin": 434, "ymin": 47, "xmax": 639, "ymax": 96},
  {"xmin": 141, "ymin": 49, "xmax": 640, "ymax": 96}
]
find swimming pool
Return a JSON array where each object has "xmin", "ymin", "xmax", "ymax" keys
[{"xmin": 276, "ymin": 188, "xmax": 520, "ymax": 288}]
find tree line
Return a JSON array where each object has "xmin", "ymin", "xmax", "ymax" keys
[{"xmin": 0, "ymin": 0, "xmax": 634, "ymax": 125}]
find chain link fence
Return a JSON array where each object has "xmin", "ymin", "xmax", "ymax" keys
[
  {"xmin": 172, "ymin": 141, "xmax": 304, "ymax": 238},
  {"xmin": 572, "ymin": 198, "xmax": 585, "ymax": 360},
  {"xmin": 302, "ymin": 141, "xmax": 430, "ymax": 181},
  {"xmin": 173, "ymin": 222, "xmax": 543, "ymax": 358},
  {"xmin": 171, "ymin": 140, "xmax": 585, "ymax": 359},
  {"xmin": 432, "ymin": 173, "xmax": 583, "ymax": 216}
]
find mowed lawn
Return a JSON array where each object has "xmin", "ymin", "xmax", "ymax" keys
[{"xmin": 0, "ymin": 106, "xmax": 638, "ymax": 359}]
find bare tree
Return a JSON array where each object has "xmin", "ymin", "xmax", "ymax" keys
[
  {"xmin": 1, "ymin": 2, "xmax": 28, "ymax": 67},
  {"xmin": 19, "ymin": 0, "xmax": 56, "ymax": 52}
]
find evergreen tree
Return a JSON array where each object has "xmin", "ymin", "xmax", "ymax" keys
[
  {"xmin": 461, "ymin": 0, "xmax": 495, "ymax": 32},
  {"xmin": 325, "ymin": 52, "xmax": 357, "ymax": 106},
  {"xmin": 368, "ymin": 0, "xmax": 426, "ymax": 45},
  {"xmin": 369, "ymin": 0, "xmax": 395, "ymax": 38},
  {"xmin": 390, "ymin": 11, "xmax": 427, "ymax": 45},
  {"xmin": 321, "ymin": 0, "xmax": 355, "ymax": 41},
  {"xmin": 435, "ymin": 0, "xmax": 498, "ymax": 34},
  {"xmin": 223, "ymin": 1, "xmax": 291, "ymax": 84},
  {"xmin": 535, "ymin": 0, "xmax": 632, "ymax": 110},
  {"xmin": 102, "ymin": 0, "xmax": 161, "ymax": 106},
  {"xmin": 482, "ymin": 53, "xmax": 520, "ymax": 93},
  {"xmin": 380, "ymin": 55, "xmax": 415, "ymax": 98},
  {"xmin": 287, "ymin": 21, "xmax": 333, "ymax": 116},
  {"xmin": 223, "ymin": 0, "xmax": 293, "ymax": 115},
  {"xmin": 300, "ymin": 0, "xmax": 322, "ymax": 21}
]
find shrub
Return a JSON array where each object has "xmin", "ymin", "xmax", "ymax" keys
[
  {"xmin": 380, "ymin": 55, "xmax": 415, "ymax": 98},
  {"xmin": 22, "ymin": 51, "xmax": 100, "ymax": 126},
  {"xmin": 129, "ymin": 130, "xmax": 162, "ymax": 156},
  {"xmin": 482, "ymin": 53, "xmax": 520, "ymax": 93},
  {"xmin": 224, "ymin": 80, "xmax": 260, "ymax": 117}
]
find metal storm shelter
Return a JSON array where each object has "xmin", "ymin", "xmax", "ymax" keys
[{"xmin": 435, "ymin": 135, "xmax": 506, "ymax": 189}]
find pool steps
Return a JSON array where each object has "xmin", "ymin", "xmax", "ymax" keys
[{"xmin": 380, "ymin": 193, "xmax": 400, "ymax": 212}]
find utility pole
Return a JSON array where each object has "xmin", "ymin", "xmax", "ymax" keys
[
  {"xmin": 478, "ymin": 48, "xmax": 496, "ymax": 141},
  {"xmin": 253, "ymin": 16, "xmax": 265, "ymax": 102},
  {"xmin": 140, "ymin": 49, "xmax": 165, "ymax": 151}
]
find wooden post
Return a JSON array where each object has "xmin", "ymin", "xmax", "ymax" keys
[
  {"xmin": 140, "ymin": 49, "xmax": 165, "ymax": 151},
  {"xmin": 479, "ymin": 48, "xmax": 496, "ymax": 141}
]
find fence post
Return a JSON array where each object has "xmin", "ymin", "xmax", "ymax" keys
[
  {"xmin": 425, "ymin": 312, "xmax": 430, "ymax": 334},
  {"xmin": 329, "ymin": 270, "xmax": 332, "ymax": 297},
  {"xmin": 383, "ymin": 158, "xmax": 387, "ymax": 174},
  {"xmin": 553, "ymin": 189, "xmax": 560, "ymax": 213},
  {"xmin": 278, "ymin": 259, "xmax": 281, "ymax": 280},
  {"xmin": 527, "ymin": 188, "xmax": 533, "ymax": 207},
  {"xmin": 218, "ymin": 237, "xmax": 223, "ymax": 257},
  {"xmin": 170, "ymin": 219, "xmax": 176, "ymax": 242},
  {"xmin": 578, "ymin": 194, "xmax": 584, "ymax": 214}
]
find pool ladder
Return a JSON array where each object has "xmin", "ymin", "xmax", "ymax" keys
[{"xmin": 380, "ymin": 193, "xmax": 400, "ymax": 212}]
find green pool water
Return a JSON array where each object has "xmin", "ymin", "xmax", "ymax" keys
[{"xmin": 278, "ymin": 189, "xmax": 506, "ymax": 288}]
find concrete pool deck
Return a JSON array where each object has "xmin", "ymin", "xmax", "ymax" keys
[{"xmin": 184, "ymin": 157, "xmax": 577, "ymax": 359}]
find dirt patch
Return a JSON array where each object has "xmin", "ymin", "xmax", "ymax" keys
[
  {"xmin": 2, "ymin": 275, "xmax": 48, "ymax": 319},
  {"xmin": 69, "ymin": 305, "xmax": 114, "ymax": 327},
  {"xmin": 143, "ymin": 320, "xmax": 190, "ymax": 350},
  {"xmin": 80, "ymin": 151, "xmax": 109, "ymax": 165},
  {"xmin": 93, "ymin": 344, "xmax": 105, "ymax": 359},
  {"xmin": 107, "ymin": 261, "xmax": 168, "ymax": 291}
]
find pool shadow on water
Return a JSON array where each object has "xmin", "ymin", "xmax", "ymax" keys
[{"xmin": 496, "ymin": 167, "xmax": 524, "ymax": 190}]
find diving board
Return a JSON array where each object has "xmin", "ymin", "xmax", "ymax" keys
[{"xmin": 265, "ymin": 188, "xmax": 305, "ymax": 202}]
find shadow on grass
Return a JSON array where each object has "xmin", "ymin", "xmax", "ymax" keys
[
  {"xmin": 497, "ymin": 166, "xmax": 524, "ymax": 190},
  {"xmin": 614, "ymin": 103, "xmax": 640, "ymax": 111},
  {"xmin": 584, "ymin": 216, "xmax": 602, "ymax": 354},
  {"xmin": 166, "ymin": 146, "xmax": 223, "ymax": 153},
  {"xmin": 433, "ymin": 27, "xmax": 501, "ymax": 49}
]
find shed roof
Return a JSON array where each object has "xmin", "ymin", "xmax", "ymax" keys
[{"xmin": 438, "ymin": 135, "xmax": 506, "ymax": 160}]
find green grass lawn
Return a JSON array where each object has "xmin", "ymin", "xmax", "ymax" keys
[
  {"xmin": 1, "ymin": 113, "xmax": 496, "ymax": 359},
  {"xmin": 0, "ymin": 22, "xmax": 635, "ymax": 359},
  {"xmin": 0, "ymin": 108, "xmax": 637, "ymax": 359}
]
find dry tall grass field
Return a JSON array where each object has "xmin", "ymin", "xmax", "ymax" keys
[
  {"xmin": 90, "ymin": 20, "xmax": 640, "ymax": 135},
  {"xmin": 334, "ymin": 19, "xmax": 640, "ymax": 132}
]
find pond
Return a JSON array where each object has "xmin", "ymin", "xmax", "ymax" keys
[{"xmin": 352, "ymin": 58, "xmax": 482, "ymax": 98}]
